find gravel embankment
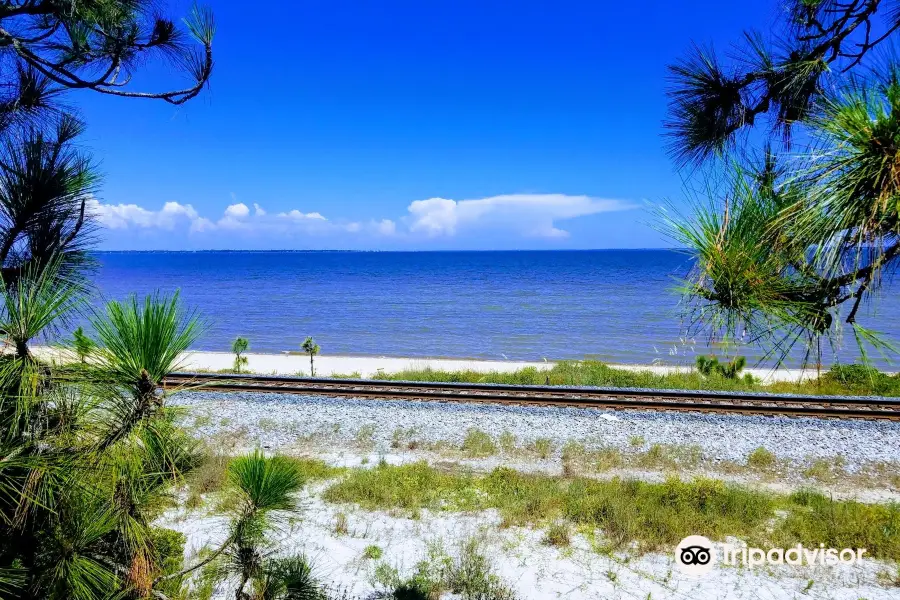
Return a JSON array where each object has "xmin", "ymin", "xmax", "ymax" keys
[{"xmin": 171, "ymin": 391, "xmax": 900, "ymax": 468}]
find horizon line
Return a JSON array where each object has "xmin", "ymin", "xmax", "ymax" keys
[{"xmin": 93, "ymin": 247, "xmax": 686, "ymax": 254}]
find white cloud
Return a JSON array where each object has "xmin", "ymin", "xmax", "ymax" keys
[
  {"xmin": 376, "ymin": 219, "xmax": 396, "ymax": 236},
  {"xmin": 405, "ymin": 194, "xmax": 633, "ymax": 238},
  {"xmin": 224, "ymin": 203, "xmax": 250, "ymax": 219},
  {"xmin": 91, "ymin": 193, "xmax": 635, "ymax": 245},
  {"xmin": 277, "ymin": 209, "xmax": 327, "ymax": 221},
  {"xmin": 90, "ymin": 198, "xmax": 199, "ymax": 230}
]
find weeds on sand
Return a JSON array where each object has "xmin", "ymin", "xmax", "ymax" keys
[
  {"xmin": 594, "ymin": 447, "xmax": 624, "ymax": 472},
  {"xmin": 323, "ymin": 460, "xmax": 480, "ymax": 515},
  {"xmin": 636, "ymin": 443, "xmax": 703, "ymax": 471},
  {"xmin": 542, "ymin": 522, "xmax": 571, "ymax": 547},
  {"xmin": 370, "ymin": 360, "xmax": 900, "ymax": 397},
  {"xmin": 498, "ymin": 431, "xmax": 517, "ymax": 453},
  {"xmin": 185, "ymin": 453, "xmax": 340, "ymax": 510},
  {"xmin": 530, "ymin": 438, "xmax": 554, "ymax": 460},
  {"xmin": 802, "ymin": 456, "xmax": 847, "ymax": 482},
  {"xmin": 356, "ymin": 424, "xmax": 376, "ymax": 449},
  {"xmin": 747, "ymin": 447, "xmax": 777, "ymax": 469},
  {"xmin": 376, "ymin": 537, "xmax": 517, "ymax": 600},
  {"xmin": 461, "ymin": 429, "xmax": 498, "ymax": 457},
  {"xmin": 322, "ymin": 462, "xmax": 900, "ymax": 559},
  {"xmin": 770, "ymin": 489, "xmax": 900, "ymax": 559},
  {"xmin": 333, "ymin": 512, "xmax": 349, "ymax": 536}
]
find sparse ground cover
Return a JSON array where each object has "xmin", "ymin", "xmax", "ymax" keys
[
  {"xmin": 174, "ymin": 390, "xmax": 900, "ymax": 497},
  {"xmin": 167, "ymin": 386, "xmax": 900, "ymax": 597},
  {"xmin": 163, "ymin": 449, "xmax": 900, "ymax": 599},
  {"xmin": 371, "ymin": 361, "xmax": 900, "ymax": 397},
  {"xmin": 175, "ymin": 358, "xmax": 900, "ymax": 397}
]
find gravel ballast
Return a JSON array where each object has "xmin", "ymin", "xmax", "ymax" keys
[{"xmin": 171, "ymin": 391, "xmax": 900, "ymax": 468}]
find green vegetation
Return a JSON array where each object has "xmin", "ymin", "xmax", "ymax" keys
[
  {"xmin": 542, "ymin": 522, "xmax": 571, "ymax": 548},
  {"xmin": 232, "ymin": 336, "xmax": 249, "ymax": 373},
  {"xmin": 0, "ymin": 0, "xmax": 216, "ymax": 296},
  {"xmin": 0, "ymin": 259, "xmax": 338, "ymax": 599},
  {"xmin": 461, "ymin": 428, "xmax": 498, "ymax": 457},
  {"xmin": 662, "ymin": 1, "xmax": 900, "ymax": 364},
  {"xmin": 72, "ymin": 326, "xmax": 96, "ymax": 363},
  {"xmin": 303, "ymin": 336, "xmax": 321, "ymax": 377},
  {"xmin": 371, "ymin": 359, "xmax": 900, "ymax": 396},
  {"xmin": 375, "ymin": 537, "xmax": 518, "ymax": 600},
  {"xmin": 363, "ymin": 545, "xmax": 384, "ymax": 560},
  {"xmin": 323, "ymin": 461, "xmax": 478, "ymax": 513},
  {"xmin": 747, "ymin": 447, "xmax": 777, "ymax": 470},
  {"xmin": 321, "ymin": 462, "xmax": 900, "ymax": 560},
  {"xmin": 695, "ymin": 355, "xmax": 748, "ymax": 380},
  {"xmin": 773, "ymin": 490, "xmax": 900, "ymax": 561},
  {"xmin": 530, "ymin": 437, "xmax": 554, "ymax": 459}
]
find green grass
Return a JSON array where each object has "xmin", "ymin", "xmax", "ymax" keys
[
  {"xmin": 368, "ymin": 360, "xmax": 900, "ymax": 397},
  {"xmin": 321, "ymin": 462, "xmax": 900, "ymax": 559},
  {"xmin": 322, "ymin": 461, "xmax": 480, "ymax": 512},
  {"xmin": 461, "ymin": 429, "xmax": 498, "ymax": 457},
  {"xmin": 185, "ymin": 453, "xmax": 341, "ymax": 509},
  {"xmin": 773, "ymin": 489, "xmax": 900, "ymax": 560},
  {"xmin": 747, "ymin": 447, "xmax": 777, "ymax": 469},
  {"xmin": 542, "ymin": 522, "xmax": 571, "ymax": 547}
]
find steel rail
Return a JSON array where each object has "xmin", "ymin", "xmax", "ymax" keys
[{"xmin": 162, "ymin": 372, "xmax": 900, "ymax": 420}]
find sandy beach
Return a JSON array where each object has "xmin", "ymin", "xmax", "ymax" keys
[
  {"xmin": 32, "ymin": 346, "xmax": 827, "ymax": 383},
  {"xmin": 177, "ymin": 350, "xmax": 820, "ymax": 383}
]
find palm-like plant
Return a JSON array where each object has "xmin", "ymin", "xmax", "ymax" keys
[
  {"xmin": 254, "ymin": 556, "xmax": 326, "ymax": 600},
  {"xmin": 89, "ymin": 291, "xmax": 202, "ymax": 450},
  {"xmin": 0, "ymin": 257, "xmax": 86, "ymax": 360},
  {"xmin": 0, "ymin": 266, "xmax": 328, "ymax": 599},
  {"xmin": 301, "ymin": 337, "xmax": 320, "ymax": 377},
  {"xmin": 232, "ymin": 337, "xmax": 249, "ymax": 373},
  {"xmin": 0, "ymin": 266, "xmax": 205, "ymax": 599},
  {"xmin": 71, "ymin": 327, "xmax": 95, "ymax": 364},
  {"xmin": 171, "ymin": 451, "xmax": 308, "ymax": 600}
]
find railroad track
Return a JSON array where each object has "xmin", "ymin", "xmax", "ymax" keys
[{"xmin": 161, "ymin": 372, "xmax": 900, "ymax": 420}]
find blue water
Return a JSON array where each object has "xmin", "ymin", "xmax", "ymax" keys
[{"xmin": 89, "ymin": 250, "xmax": 900, "ymax": 368}]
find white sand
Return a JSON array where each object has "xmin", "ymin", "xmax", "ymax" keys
[
  {"xmin": 160, "ymin": 476, "xmax": 897, "ymax": 600},
  {"xmin": 177, "ymin": 350, "xmax": 817, "ymax": 383},
  {"xmin": 32, "ymin": 346, "xmax": 822, "ymax": 383}
]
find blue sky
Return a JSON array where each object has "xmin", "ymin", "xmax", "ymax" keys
[{"xmin": 80, "ymin": 0, "xmax": 776, "ymax": 251}]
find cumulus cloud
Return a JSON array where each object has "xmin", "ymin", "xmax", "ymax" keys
[
  {"xmin": 405, "ymin": 194, "xmax": 633, "ymax": 238},
  {"xmin": 224, "ymin": 203, "xmax": 250, "ymax": 219},
  {"xmin": 91, "ymin": 193, "xmax": 634, "ymax": 246},
  {"xmin": 90, "ymin": 199, "xmax": 200, "ymax": 230}
]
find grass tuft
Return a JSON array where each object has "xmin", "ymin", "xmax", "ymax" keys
[
  {"xmin": 461, "ymin": 429, "xmax": 498, "ymax": 457},
  {"xmin": 542, "ymin": 522, "xmax": 571, "ymax": 547},
  {"xmin": 747, "ymin": 447, "xmax": 777, "ymax": 469}
]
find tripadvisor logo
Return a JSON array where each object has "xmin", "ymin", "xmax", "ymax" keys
[
  {"xmin": 675, "ymin": 536, "xmax": 716, "ymax": 576},
  {"xmin": 675, "ymin": 536, "xmax": 867, "ymax": 577}
]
